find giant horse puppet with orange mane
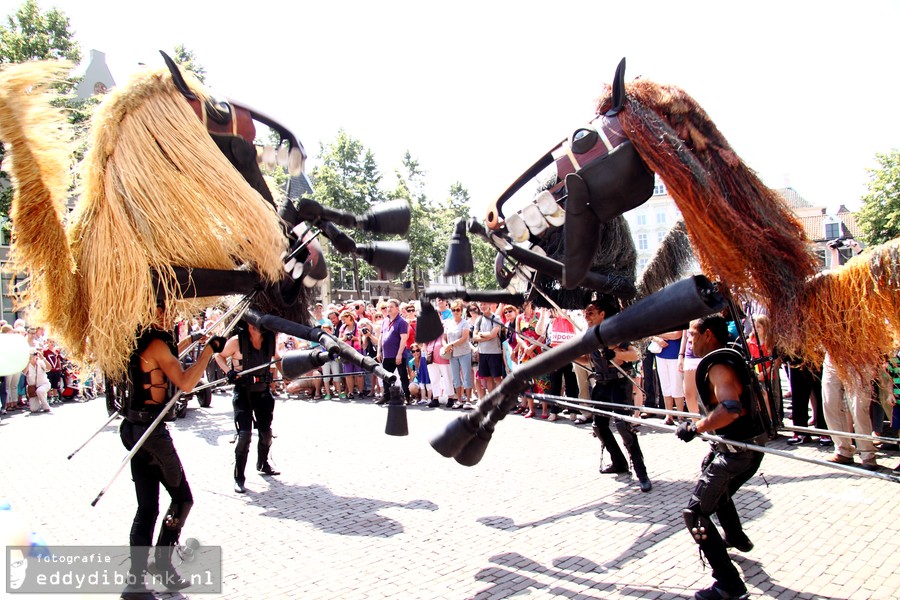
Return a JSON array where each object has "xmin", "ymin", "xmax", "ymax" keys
[
  {"xmin": 424, "ymin": 59, "xmax": 900, "ymax": 468},
  {"xmin": 441, "ymin": 58, "xmax": 900, "ymax": 385},
  {"xmin": 0, "ymin": 54, "xmax": 410, "ymax": 384}
]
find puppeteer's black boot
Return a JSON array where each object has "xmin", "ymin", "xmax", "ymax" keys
[
  {"xmin": 234, "ymin": 455, "xmax": 247, "ymax": 493},
  {"xmin": 615, "ymin": 419, "xmax": 652, "ymax": 492},
  {"xmin": 257, "ymin": 430, "xmax": 280, "ymax": 475},
  {"xmin": 234, "ymin": 431, "xmax": 250, "ymax": 493},
  {"xmin": 120, "ymin": 587, "xmax": 155, "ymax": 600},
  {"xmin": 148, "ymin": 507, "xmax": 193, "ymax": 592},
  {"xmin": 594, "ymin": 423, "xmax": 628, "ymax": 473},
  {"xmin": 121, "ymin": 546, "xmax": 153, "ymax": 600},
  {"xmin": 147, "ymin": 545, "xmax": 191, "ymax": 591}
]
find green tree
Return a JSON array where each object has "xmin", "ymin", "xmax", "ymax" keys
[
  {"xmin": 429, "ymin": 184, "xmax": 499, "ymax": 290},
  {"xmin": 858, "ymin": 149, "xmax": 900, "ymax": 246},
  {"xmin": 172, "ymin": 43, "xmax": 206, "ymax": 84},
  {"xmin": 0, "ymin": 0, "xmax": 81, "ymax": 64},
  {"xmin": 390, "ymin": 152, "xmax": 434, "ymax": 298},
  {"xmin": 469, "ymin": 233, "xmax": 501, "ymax": 289},
  {"xmin": 0, "ymin": 0, "xmax": 82, "ymax": 231},
  {"xmin": 428, "ymin": 182, "xmax": 472, "ymax": 272},
  {"xmin": 311, "ymin": 130, "xmax": 384, "ymax": 295}
]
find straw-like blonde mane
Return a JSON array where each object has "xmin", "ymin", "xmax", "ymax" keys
[{"xmin": 0, "ymin": 62, "xmax": 288, "ymax": 378}]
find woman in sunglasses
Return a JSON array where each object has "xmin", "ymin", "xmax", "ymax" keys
[{"xmin": 442, "ymin": 300, "xmax": 472, "ymax": 409}]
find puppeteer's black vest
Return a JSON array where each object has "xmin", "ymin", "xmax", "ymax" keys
[
  {"xmin": 125, "ymin": 327, "xmax": 178, "ymax": 413},
  {"xmin": 695, "ymin": 348, "xmax": 766, "ymax": 442},
  {"xmin": 236, "ymin": 329, "xmax": 276, "ymax": 392}
]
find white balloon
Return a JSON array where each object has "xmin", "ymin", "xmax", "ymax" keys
[{"xmin": 0, "ymin": 334, "xmax": 31, "ymax": 376}]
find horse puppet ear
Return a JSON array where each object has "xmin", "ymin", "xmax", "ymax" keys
[
  {"xmin": 159, "ymin": 50, "xmax": 197, "ymax": 100},
  {"xmin": 606, "ymin": 57, "xmax": 627, "ymax": 116}
]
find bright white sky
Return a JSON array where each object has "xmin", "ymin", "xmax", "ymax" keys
[{"xmin": 4, "ymin": 0, "xmax": 899, "ymax": 215}]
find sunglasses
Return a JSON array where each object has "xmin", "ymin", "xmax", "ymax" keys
[
  {"xmin": 451, "ymin": 308, "xmax": 462, "ymax": 313},
  {"xmin": 504, "ymin": 308, "xmax": 516, "ymax": 314},
  {"xmin": 405, "ymin": 308, "xmax": 416, "ymax": 313},
  {"xmin": 412, "ymin": 350, "xmax": 421, "ymax": 353}
]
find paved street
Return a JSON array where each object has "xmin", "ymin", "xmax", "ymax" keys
[{"xmin": 2, "ymin": 391, "xmax": 899, "ymax": 600}]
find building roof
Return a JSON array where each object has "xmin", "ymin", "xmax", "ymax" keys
[
  {"xmin": 795, "ymin": 212, "xmax": 862, "ymax": 242},
  {"xmin": 777, "ymin": 187, "xmax": 813, "ymax": 210},
  {"xmin": 284, "ymin": 173, "xmax": 314, "ymax": 199}
]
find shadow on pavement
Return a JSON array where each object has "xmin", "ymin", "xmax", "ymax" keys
[
  {"xmin": 474, "ymin": 487, "xmax": 778, "ymax": 599},
  {"xmin": 252, "ymin": 479, "xmax": 438, "ymax": 537},
  {"xmin": 171, "ymin": 404, "xmax": 236, "ymax": 447},
  {"xmin": 470, "ymin": 551, "xmax": 692, "ymax": 600}
]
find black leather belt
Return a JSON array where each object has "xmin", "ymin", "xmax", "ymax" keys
[
  {"xmin": 124, "ymin": 408, "xmax": 171, "ymax": 424},
  {"xmin": 591, "ymin": 372, "xmax": 628, "ymax": 384},
  {"xmin": 236, "ymin": 382, "xmax": 269, "ymax": 393},
  {"xmin": 713, "ymin": 433, "xmax": 767, "ymax": 454}
]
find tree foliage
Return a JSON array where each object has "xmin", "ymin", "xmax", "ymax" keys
[
  {"xmin": 390, "ymin": 152, "xmax": 431, "ymax": 296},
  {"xmin": 172, "ymin": 43, "xmax": 206, "ymax": 84},
  {"xmin": 469, "ymin": 234, "xmax": 501, "ymax": 290},
  {"xmin": 858, "ymin": 149, "xmax": 900, "ymax": 246},
  {"xmin": 311, "ymin": 130, "xmax": 385, "ymax": 293},
  {"xmin": 0, "ymin": 0, "xmax": 81, "ymax": 64}
]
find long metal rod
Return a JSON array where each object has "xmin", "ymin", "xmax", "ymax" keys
[
  {"xmin": 190, "ymin": 357, "xmax": 283, "ymax": 394},
  {"xmin": 67, "ymin": 411, "xmax": 120, "ymax": 460},
  {"xmin": 780, "ymin": 423, "xmax": 888, "ymax": 445},
  {"xmin": 529, "ymin": 393, "xmax": 700, "ymax": 420},
  {"xmin": 283, "ymin": 226, "xmax": 321, "ymax": 263},
  {"xmin": 532, "ymin": 391, "xmax": 892, "ymax": 445},
  {"xmin": 538, "ymin": 394, "xmax": 900, "ymax": 484},
  {"xmin": 91, "ymin": 297, "xmax": 252, "ymax": 506},
  {"xmin": 178, "ymin": 293, "xmax": 255, "ymax": 359},
  {"xmin": 91, "ymin": 389, "xmax": 185, "ymax": 506}
]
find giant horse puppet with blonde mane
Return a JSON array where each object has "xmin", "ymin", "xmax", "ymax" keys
[{"xmin": 0, "ymin": 55, "xmax": 410, "ymax": 382}]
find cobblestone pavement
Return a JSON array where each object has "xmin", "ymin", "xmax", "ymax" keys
[{"xmin": 2, "ymin": 391, "xmax": 899, "ymax": 599}]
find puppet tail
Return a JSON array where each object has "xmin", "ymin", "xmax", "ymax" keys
[
  {"xmin": 788, "ymin": 239, "xmax": 900, "ymax": 384},
  {"xmin": 635, "ymin": 220, "xmax": 695, "ymax": 299},
  {"xmin": 0, "ymin": 61, "xmax": 85, "ymax": 353}
]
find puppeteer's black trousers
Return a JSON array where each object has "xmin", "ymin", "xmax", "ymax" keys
[{"xmin": 687, "ymin": 447, "xmax": 763, "ymax": 590}]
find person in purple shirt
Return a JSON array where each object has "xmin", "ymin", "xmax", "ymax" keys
[{"xmin": 376, "ymin": 298, "xmax": 411, "ymax": 404}]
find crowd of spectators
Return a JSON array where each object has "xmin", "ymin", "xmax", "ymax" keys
[
  {"xmin": 0, "ymin": 319, "xmax": 100, "ymax": 417},
  {"xmin": 6, "ymin": 291, "xmax": 898, "ymax": 474},
  {"xmin": 269, "ymin": 295, "xmax": 899, "ymax": 474},
  {"xmin": 278, "ymin": 297, "xmax": 623, "ymax": 419}
]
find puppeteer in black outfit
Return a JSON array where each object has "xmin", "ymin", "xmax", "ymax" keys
[
  {"xmin": 118, "ymin": 304, "xmax": 225, "ymax": 600},
  {"xmin": 676, "ymin": 315, "xmax": 768, "ymax": 600},
  {"xmin": 214, "ymin": 322, "xmax": 283, "ymax": 494},
  {"xmin": 583, "ymin": 296, "xmax": 652, "ymax": 493}
]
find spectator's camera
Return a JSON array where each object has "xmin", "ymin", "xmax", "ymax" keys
[
  {"xmin": 361, "ymin": 328, "xmax": 369, "ymax": 334},
  {"xmin": 827, "ymin": 239, "xmax": 846, "ymax": 250},
  {"xmin": 345, "ymin": 333, "xmax": 353, "ymax": 340}
]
